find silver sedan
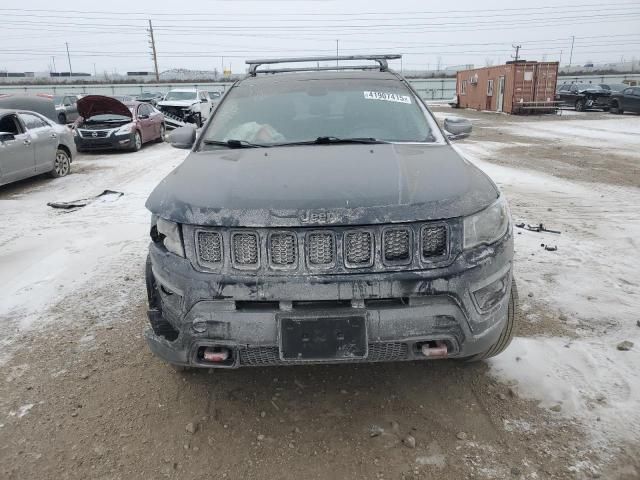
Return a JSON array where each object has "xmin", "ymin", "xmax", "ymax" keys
[{"xmin": 0, "ymin": 108, "xmax": 77, "ymax": 186}]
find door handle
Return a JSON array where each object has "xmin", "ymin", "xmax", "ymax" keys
[
  {"xmin": 50, "ymin": 133, "xmax": 57, "ymax": 138},
  {"xmin": 24, "ymin": 140, "xmax": 32, "ymax": 145}
]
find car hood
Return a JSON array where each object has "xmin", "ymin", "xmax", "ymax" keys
[
  {"xmin": 77, "ymin": 95, "xmax": 132, "ymax": 119},
  {"xmin": 157, "ymin": 99, "xmax": 198, "ymax": 107},
  {"xmin": 146, "ymin": 143, "xmax": 499, "ymax": 227}
]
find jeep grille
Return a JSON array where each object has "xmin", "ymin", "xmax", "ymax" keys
[
  {"xmin": 345, "ymin": 231, "xmax": 373, "ymax": 267},
  {"xmin": 270, "ymin": 232, "xmax": 297, "ymax": 266},
  {"xmin": 383, "ymin": 228, "xmax": 411, "ymax": 263},
  {"xmin": 197, "ymin": 231, "xmax": 223, "ymax": 264},
  {"xmin": 307, "ymin": 233, "xmax": 335, "ymax": 266},
  {"xmin": 421, "ymin": 225, "xmax": 447, "ymax": 258},
  {"xmin": 232, "ymin": 232, "xmax": 259, "ymax": 266}
]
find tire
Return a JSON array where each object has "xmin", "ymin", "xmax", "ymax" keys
[
  {"xmin": 610, "ymin": 101, "xmax": 623, "ymax": 114},
  {"xmin": 132, "ymin": 131, "xmax": 142, "ymax": 151},
  {"xmin": 575, "ymin": 99, "xmax": 586, "ymax": 112},
  {"xmin": 156, "ymin": 124, "xmax": 166, "ymax": 143},
  {"xmin": 50, "ymin": 148, "xmax": 71, "ymax": 177},
  {"xmin": 465, "ymin": 280, "xmax": 519, "ymax": 362},
  {"xmin": 58, "ymin": 113, "xmax": 67, "ymax": 125}
]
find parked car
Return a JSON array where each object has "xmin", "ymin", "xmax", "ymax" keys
[
  {"xmin": 110, "ymin": 95, "xmax": 136, "ymax": 103},
  {"xmin": 156, "ymin": 88, "xmax": 212, "ymax": 127},
  {"xmin": 0, "ymin": 94, "xmax": 58, "ymax": 123},
  {"xmin": 598, "ymin": 83, "xmax": 629, "ymax": 93},
  {"xmin": 53, "ymin": 94, "xmax": 83, "ymax": 124},
  {"xmin": 136, "ymin": 92, "xmax": 164, "ymax": 106},
  {"xmin": 74, "ymin": 95, "xmax": 165, "ymax": 152},
  {"xmin": 556, "ymin": 83, "xmax": 610, "ymax": 111},
  {"xmin": 144, "ymin": 55, "xmax": 517, "ymax": 371},
  {"xmin": 609, "ymin": 86, "xmax": 640, "ymax": 114},
  {"xmin": 0, "ymin": 108, "xmax": 75, "ymax": 186}
]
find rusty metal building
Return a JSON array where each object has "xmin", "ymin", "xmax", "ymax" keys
[{"xmin": 455, "ymin": 61, "xmax": 559, "ymax": 114}]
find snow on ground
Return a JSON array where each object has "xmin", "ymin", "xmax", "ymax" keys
[
  {"xmin": 0, "ymin": 144, "xmax": 187, "ymax": 364},
  {"xmin": 455, "ymin": 123, "xmax": 640, "ymax": 451}
]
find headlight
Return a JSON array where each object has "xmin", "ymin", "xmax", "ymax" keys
[
  {"xmin": 156, "ymin": 217, "xmax": 185, "ymax": 257},
  {"xmin": 463, "ymin": 196, "xmax": 510, "ymax": 249},
  {"xmin": 115, "ymin": 123, "xmax": 134, "ymax": 135}
]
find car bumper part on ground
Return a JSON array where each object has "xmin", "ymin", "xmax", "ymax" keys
[
  {"xmin": 145, "ymin": 232, "xmax": 513, "ymax": 368},
  {"xmin": 74, "ymin": 132, "xmax": 135, "ymax": 151}
]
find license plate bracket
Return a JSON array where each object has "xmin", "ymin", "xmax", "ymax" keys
[{"xmin": 279, "ymin": 314, "xmax": 367, "ymax": 361}]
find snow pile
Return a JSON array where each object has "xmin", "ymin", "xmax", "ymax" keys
[{"xmin": 455, "ymin": 119, "xmax": 640, "ymax": 451}]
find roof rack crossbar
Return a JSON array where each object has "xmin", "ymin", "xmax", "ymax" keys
[{"xmin": 246, "ymin": 55, "xmax": 401, "ymax": 76}]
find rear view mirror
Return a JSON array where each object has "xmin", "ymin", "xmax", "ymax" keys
[
  {"xmin": 0, "ymin": 132, "xmax": 16, "ymax": 142},
  {"xmin": 168, "ymin": 125, "xmax": 196, "ymax": 149},
  {"xmin": 443, "ymin": 116, "xmax": 472, "ymax": 140}
]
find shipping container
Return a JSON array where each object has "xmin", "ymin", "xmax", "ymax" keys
[{"xmin": 455, "ymin": 61, "xmax": 559, "ymax": 114}]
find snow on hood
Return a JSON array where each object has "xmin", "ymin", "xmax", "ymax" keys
[{"xmin": 77, "ymin": 95, "xmax": 132, "ymax": 119}]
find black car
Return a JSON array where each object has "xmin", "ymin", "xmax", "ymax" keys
[
  {"xmin": 556, "ymin": 83, "xmax": 611, "ymax": 111},
  {"xmin": 144, "ymin": 55, "xmax": 517, "ymax": 371},
  {"xmin": 610, "ymin": 86, "xmax": 640, "ymax": 114}
]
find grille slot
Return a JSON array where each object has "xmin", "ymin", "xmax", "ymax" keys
[
  {"xmin": 197, "ymin": 231, "xmax": 223, "ymax": 264},
  {"xmin": 307, "ymin": 232, "xmax": 335, "ymax": 266},
  {"xmin": 232, "ymin": 232, "xmax": 259, "ymax": 267},
  {"xmin": 270, "ymin": 232, "xmax": 297, "ymax": 266},
  {"xmin": 345, "ymin": 231, "xmax": 373, "ymax": 267},
  {"xmin": 80, "ymin": 129, "xmax": 109, "ymax": 138},
  {"xmin": 421, "ymin": 225, "xmax": 447, "ymax": 258},
  {"xmin": 383, "ymin": 228, "xmax": 411, "ymax": 263}
]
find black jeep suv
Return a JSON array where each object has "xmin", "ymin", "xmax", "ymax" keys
[{"xmin": 144, "ymin": 55, "xmax": 516, "ymax": 370}]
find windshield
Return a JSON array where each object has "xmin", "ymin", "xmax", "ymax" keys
[
  {"xmin": 164, "ymin": 91, "xmax": 197, "ymax": 101},
  {"xmin": 202, "ymin": 78, "xmax": 435, "ymax": 146}
]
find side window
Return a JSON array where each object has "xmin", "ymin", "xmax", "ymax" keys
[
  {"xmin": 623, "ymin": 88, "xmax": 633, "ymax": 95},
  {"xmin": 570, "ymin": 85, "xmax": 578, "ymax": 92},
  {"xmin": 199, "ymin": 91, "xmax": 208, "ymax": 101},
  {"xmin": 632, "ymin": 88, "xmax": 640, "ymax": 96},
  {"xmin": 138, "ymin": 104, "xmax": 148, "ymax": 116},
  {"xmin": 0, "ymin": 114, "xmax": 23, "ymax": 134},
  {"xmin": 64, "ymin": 96, "xmax": 73, "ymax": 106},
  {"xmin": 461, "ymin": 80, "xmax": 467, "ymax": 95},
  {"xmin": 19, "ymin": 113, "xmax": 48, "ymax": 130},
  {"xmin": 487, "ymin": 79, "xmax": 494, "ymax": 96}
]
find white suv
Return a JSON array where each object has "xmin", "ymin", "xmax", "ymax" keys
[{"xmin": 156, "ymin": 88, "xmax": 212, "ymax": 127}]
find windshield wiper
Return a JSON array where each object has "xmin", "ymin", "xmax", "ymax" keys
[
  {"xmin": 276, "ymin": 136, "xmax": 389, "ymax": 146},
  {"xmin": 203, "ymin": 139, "xmax": 270, "ymax": 149}
]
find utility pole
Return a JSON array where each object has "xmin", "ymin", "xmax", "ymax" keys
[
  {"xmin": 51, "ymin": 56, "xmax": 56, "ymax": 73},
  {"xmin": 559, "ymin": 49, "xmax": 563, "ymax": 66},
  {"xmin": 65, "ymin": 42, "xmax": 72, "ymax": 76},
  {"xmin": 511, "ymin": 44, "xmax": 521, "ymax": 62},
  {"xmin": 336, "ymin": 39, "xmax": 339, "ymax": 66},
  {"xmin": 148, "ymin": 19, "xmax": 160, "ymax": 81},
  {"xmin": 568, "ymin": 36, "xmax": 575, "ymax": 68}
]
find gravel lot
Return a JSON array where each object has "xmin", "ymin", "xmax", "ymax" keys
[{"xmin": 1, "ymin": 108, "xmax": 639, "ymax": 479}]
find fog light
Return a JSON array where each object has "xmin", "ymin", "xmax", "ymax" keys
[
  {"xmin": 192, "ymin": 321, "xmax": 207, "ymax": 333},
  {"xmin": 473, "ymin": 274, "xmax": 509, "ymax": 312}
]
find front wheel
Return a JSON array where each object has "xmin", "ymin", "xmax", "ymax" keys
[
  {"xmin": 156, "ymin": 124, "xmax": 166, "ymax": 143},
  {"xmin": 51, "ymin": 148, "xmax": 71, "ymax": 177},
  {"xmin": 58, "ymin": 113, "xmax": 67, "ymax": 125},
  {"xmin": 465, "ymin": 280, "xmax": 519, "ymax": 362},
  {"xmin": 610, "ymin": 101, "xmax": 623, "ymax": 114},
  {"xmin": 575, "ymin": 99, "xmax": 586, "ymax": 112},
  {"xmin": 132, "ymin": 131, "xmax": 142, "ymax": 151}
]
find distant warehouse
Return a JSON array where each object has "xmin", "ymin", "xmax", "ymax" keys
[{"xmin": 455, "ymin": 61, "xmax": 559, "ymax": 114}]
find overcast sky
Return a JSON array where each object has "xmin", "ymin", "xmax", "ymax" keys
[{"xmin": 2, "ymin": 0, "xmax": 639, "ymax": 74}]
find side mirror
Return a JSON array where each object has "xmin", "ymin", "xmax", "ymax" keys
[
  {"xmin": 0, "ymin": 132, "xmax": 16, "ymax": 142},
  {"xmin": 443, "ymin": 116, "xmax": 472, "ymax": 140},
  {"xmin": 168, "ymin": 125, "xmax": 196, "ymax": 149}
]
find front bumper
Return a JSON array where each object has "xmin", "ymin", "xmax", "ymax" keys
[
  {"xmin": 74, "ymin": 132, "xmax": 135, "ymax": 151},
  {"xmin": 145, "ymin": 232, "xmax": 513, "ymax": 368}
]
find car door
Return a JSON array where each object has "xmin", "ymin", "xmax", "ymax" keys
[
  {"xmin": 557, "ymin": 85, "xmax": 572, "ymax": 105},
  {"xmin": 0, "ymin": 113, "xmax": 35, "ymax": 184},
  {"xmin": 137, "ymin": 104, "xmax": 153, "ymax": 143},
  {"xmin": 148, "ymin": 104, "xmax": 163, "ymax": 138},
  {"xmin": 18, "ymin": 112, "xmax": 58, "ymax": 173},
  {"xmin": 62, "ymin": 96, "xmax": 78, "ymax": 122},
  {"xmin": 628, "ymin": 88, "xmax": 640, "ymax": 112}
]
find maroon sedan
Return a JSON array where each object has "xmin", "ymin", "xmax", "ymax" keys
[{"xmin": 74, "ymin": 95, "xmax": 165, "ymax": 152}]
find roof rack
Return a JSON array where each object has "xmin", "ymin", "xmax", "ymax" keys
[{"xmin": 246, "ymin": 55, "xmax": 401, "ymax": 76}]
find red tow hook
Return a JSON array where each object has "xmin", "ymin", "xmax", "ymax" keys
[
  {"xmin": 421, "ymin": 341, "xmax": 448, "ymax": 358},
  {"xmin": 202, "ymin": 347, "xmax": 230, "ymax": 363}
]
